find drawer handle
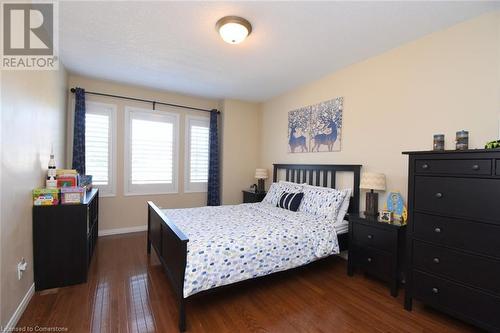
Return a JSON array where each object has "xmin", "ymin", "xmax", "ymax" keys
[
  {"xmin": 367, "ymin": 234, "xmax": 373, "ymax": 239},
  {"xmin": 421, "ymin": 163, "xmax": 429, "ymax": 169},
  {"xmin": 472, "ymin": 164, "xmax": 480, "ymax": 171},
  {"xmin": 367, "ymin": 257, "xmax": 372, "ymax": 263},
  {"xmin": 433, "ymin": 257, "xmax": 440, "ymax": 264},
  {"xmin": 435, "ymin": 192, "xmax": 443, "ymax": 199},
  {"xmin": 432, "ymin": 287, "xmax": 439, "ymax": 294},
  {"xmin": 434, "ymin": 227, "xmax": 441, "ymax": 233}
]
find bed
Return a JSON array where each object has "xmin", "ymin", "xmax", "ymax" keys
[{"xmin": 147, "ymin": 163, "xmax": 361, "ymax": 331}]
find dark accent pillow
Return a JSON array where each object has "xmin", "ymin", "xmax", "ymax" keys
[{"xmin": 276, "ymin": 192, "xmax": 304, "ymax": 212}]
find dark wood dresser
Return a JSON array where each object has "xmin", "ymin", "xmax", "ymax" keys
[
  {"xmin": 403, "ymin": 150, "xmax": 500, "ymax": 332},
  {"xmin": 33, "ymin": 188, "xmax": 98, "ymax": 290}
]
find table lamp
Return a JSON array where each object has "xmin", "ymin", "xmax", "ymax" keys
[
  {"xmin": 360, "ymin": 172, "xmax": 386, "ymax": 217},
  {"xmin": 255, "ymin": 168, "xmax": 268, "ymax": 193}
]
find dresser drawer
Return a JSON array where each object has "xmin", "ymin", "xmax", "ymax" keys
[
  {"xmin": 414, "ymin": 176, "xmax": 500, "ymax": 223},
  {"xmin": 412, "ymin": 270, "xmax": 500, "ymax": 331},
  {"xmin": 415, "ymin": 159, "xmax": 491, "ymax": 176},
  {"xmin": 413, "ymin": 213, "xmax": 500, "ymax": 258},
  {"xmin": 413, "ymin": 241, "xmax": 500, "ymax": 295},
  {"xmin": 350, "ymin": 245, "xmax": 392, "ymax": 281},
  {"xmin": 352, "ymin": 223, "xmax": 393, "ymax": 252},
  {"xmin": 496, "ymin": 160, "xmax": 500, "ymax": 175}
]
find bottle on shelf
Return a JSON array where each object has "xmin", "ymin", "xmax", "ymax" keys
[{"xmin": 46, "ymin": 146, "xmax": 57, "ymax": 189}]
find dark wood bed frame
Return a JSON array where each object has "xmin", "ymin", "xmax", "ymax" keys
[{"xmin": 147, "ymin": 163, "xmax": 361, "ymax": 331}]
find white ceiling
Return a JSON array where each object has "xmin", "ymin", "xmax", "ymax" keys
[{"xmin": 60, "ymin": 1, "xmax": 499, "ymax": 102}]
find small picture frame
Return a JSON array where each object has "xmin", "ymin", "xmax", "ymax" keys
[{"xmin": 379, "ymin": 210, "xmax": 392, "ymax": 223}]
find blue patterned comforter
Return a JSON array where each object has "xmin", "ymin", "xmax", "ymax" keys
[{"xmin": 162, "ymin": 202, "xmax": 339, "ymax": 297}]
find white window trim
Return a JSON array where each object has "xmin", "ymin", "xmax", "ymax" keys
[
  {"xmin": 124, "ymin": 106, "xmax": 179, "ymax": 196},
  {"xmin": 85, "ymin": 101, "xmax": 117, "ymax": 197},
  {"xmin": 184, "ymin": 115, "xmax": 210, "ymax": 193}
]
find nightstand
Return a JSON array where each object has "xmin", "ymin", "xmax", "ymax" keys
[
  {"xmin": 242, "ymin": 190, "xmax": 266, "ymax": 203},
  {"xmin": 347, "ymin": 213, "xmax": 406, "ymax": 297}
]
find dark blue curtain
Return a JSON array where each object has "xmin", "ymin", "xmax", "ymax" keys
[
  {"xmin": 72, "ymin": 87, "xmax": 86, "ymax": 175},
  {"xmin": 207, "ymin": 109, "xmax": 220, "ymax": 206}
]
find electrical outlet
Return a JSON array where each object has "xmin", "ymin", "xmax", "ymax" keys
[{"xmin": 17, "ymin": 258, "xmax": 27, "ymax": 280}]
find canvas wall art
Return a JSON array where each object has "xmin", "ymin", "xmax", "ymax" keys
[{"xmin": 288, "ymin": 97, "xmax": 343, "ymax": 153}]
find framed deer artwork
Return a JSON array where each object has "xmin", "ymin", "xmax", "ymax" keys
[{"xmin": 288, "ymin": 97, "xmax": 343, "ymax": 153}]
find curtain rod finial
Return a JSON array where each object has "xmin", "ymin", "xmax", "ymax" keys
[{"xmin": 70, "ymin": 88, "xmax": 76, "ymax": 93}]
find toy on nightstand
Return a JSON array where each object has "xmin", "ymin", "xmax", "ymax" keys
[{"xmin": 385, "ymin": 192, "xmax": 407, "ymax": 224}]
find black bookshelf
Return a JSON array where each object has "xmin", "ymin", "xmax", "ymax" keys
[{"xmin": 33, "ymin": 188, "xmax": 98, "ymax": 290}]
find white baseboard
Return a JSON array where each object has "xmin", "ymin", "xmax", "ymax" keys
[
  {"xmin": 4, "ymin": 283, "xmax": 34, "ymax": 332},
  {"xmin": 98, "ymin": 225, "xmax": 147, "ymax": 237}
]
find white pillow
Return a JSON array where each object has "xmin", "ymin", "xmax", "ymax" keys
[
  {"xmin": 298, "ymin": 184, "xmax": 347, "ymax": 221},
  {"xmin": 262, "ymin": 181, "xmax": 304, "ymax": 206},
  {"xmin": 279, "ymin": 180, "xmax": 306, "ymax": 189},
  {"xmin": 262, "ymin": 183, "xmax": 281, "ymax": 205},
  {"xmin": 335, "ymin": 188, "xmax": 352, "ymax": 225}
]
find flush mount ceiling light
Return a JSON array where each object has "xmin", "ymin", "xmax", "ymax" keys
[{"xmin": 216, "ymin": 16, "xmax": 252, "ymax": 44}]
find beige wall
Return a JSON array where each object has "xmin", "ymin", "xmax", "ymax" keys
[
  {"xmin": 0, "ymin": 67, "xmax": 68, "ymax": 327},
  {"xmin": 67, "ymin": 76, "xmax": 260, "ymax": 231},
  {"xmin": 260, "ymin": 12, "xmax": 500, "ymax": 211},
  {"xmin": 221, "ymin": 99, "xmax": 261, "ymax": 204}
]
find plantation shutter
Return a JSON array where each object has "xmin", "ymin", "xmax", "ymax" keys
[
  {"xmin": 85, "ymin": 111, "xmax": 110, "ymax": 185},
  {"xmin": 131, "ymin": 117, "xmax": 174, "ymax": 185},
  {"xmin": 185, "ymin": 116, "xmax": 210, "ymax": 192}
]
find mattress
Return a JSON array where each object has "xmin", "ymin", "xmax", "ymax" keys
[{"xmin": 162, "ymin": 202, "xmax": 340, "ymax": 297}]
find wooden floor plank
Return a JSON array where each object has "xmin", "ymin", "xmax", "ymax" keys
[{"xmin": 17, "ymin": 232, "xmax": 481, "ymax": 332}]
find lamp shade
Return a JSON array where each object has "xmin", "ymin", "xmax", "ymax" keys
[
  {"xmin": 255, "ymin": 168, "xmax": 268, "ymax": 179},
  {"xmin": 360, "ymin": 172, "xmax": 386, "ymax": 191}
]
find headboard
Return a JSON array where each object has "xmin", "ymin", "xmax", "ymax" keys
[{"xmin": 272, "ymin": 163, "xmax": 362, "ymax": 214}]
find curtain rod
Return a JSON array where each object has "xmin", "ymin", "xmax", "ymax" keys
[{"xmin": 69, "ymin": 87, "xmax": 219, "ymax": 114}]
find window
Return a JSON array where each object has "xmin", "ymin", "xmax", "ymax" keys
[
  {"xmin": 124, "ymin": 107, "xmax": 179, "ymax": 195},
  {"xmin": 185, "ymin": 116, "xmax": 210, "ymax": 192},
  {"xmin": 85, "ymin": 101, "xmax": 116, "ymax": 196}
]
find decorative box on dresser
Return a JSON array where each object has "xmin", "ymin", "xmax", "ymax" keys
[
  {"xmin": 403, "ymin": 150, "xmax": 500, "ymax": 332},
  {"xmin": 33, "ymin": 188, "xmax": 99, "ymax": 291}
]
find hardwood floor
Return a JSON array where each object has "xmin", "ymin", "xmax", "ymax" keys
[{"xmin": 18, "ymin": 232, "xmax": 481, "ymax": 333}]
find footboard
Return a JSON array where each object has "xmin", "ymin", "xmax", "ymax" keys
[{"xmin": 147, "ymin": 202, "xmax": 189, "ymax": 331}]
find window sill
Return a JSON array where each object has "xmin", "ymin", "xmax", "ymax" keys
[
  {"xmin": 98, "ymin": 192, "xmax": 116, "ymax": 198},
  {"xmin": 123, "ymin": 190, "xmax": 179, "ymax": 197},
  {"xmin": 184, "ymin": 189, "xmax": 208, "ymax": 194}
]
